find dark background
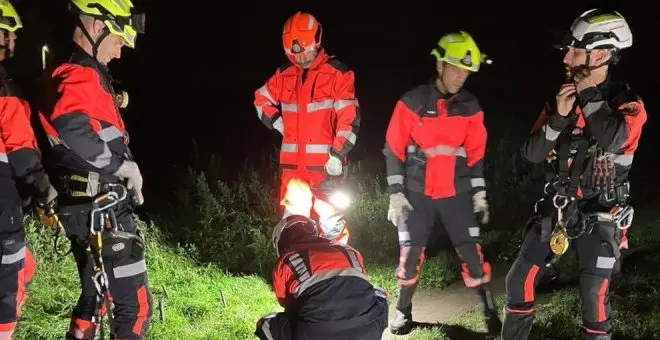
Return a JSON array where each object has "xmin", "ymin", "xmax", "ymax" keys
[{"xmin": 8, "ymin": 0, "xmax": 659, "ymax": 209}]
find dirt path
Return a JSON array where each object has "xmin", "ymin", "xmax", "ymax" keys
[{"xmin": 381, "ymin": 262, "xmax": 510, "ymax": 340}]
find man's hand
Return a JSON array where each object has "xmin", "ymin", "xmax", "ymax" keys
[
  {"xmin": 35, "ymin": 185, "xmax": 60, "ymax": 229},
  {"xmin": 473, "ymin": 190, "xmax": 489, "ymax": 224},
  {"xmin": 387, "ymin": 192, "xmax": 413, "ymax": 226},
  {"xmin": 114, "ymin": 161, "xmax": 144, "ymax": 205},
  {"xmin": 324, "ymin": 155, "xmax": 343, "ymax": 176},
  {"xmin": 556, "ymin": 84, "xmax": 577, "ymax": 117}
]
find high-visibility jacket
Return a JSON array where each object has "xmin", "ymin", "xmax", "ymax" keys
[
  {"xmin": 38, "ymin": 48, "xmax": 132, "ymax": 181},
  {"xmin": 383, "ymin": 82, "xmax": 487, "ymax": 199},
  {"xmin": 254, "ymin": 49, "xmax": 360, "ymax": 172},
  {"xmin": 0, "ymin": 65, "xmax": 51, "ymax": 208},
  {"xmin": 523, "ymin": 80, "xmax": 647, "ymax": 201},
  {"xmin": 273, "ymin": 235, "xmax": 386, "ymax": 333}
]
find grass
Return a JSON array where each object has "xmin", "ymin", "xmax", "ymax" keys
[{"xmin": 16, "ymin": 216, "xmax": 280, "ymax": 340}]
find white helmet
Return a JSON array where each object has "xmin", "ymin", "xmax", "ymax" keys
[{"xmin": 558, "ymin": 9, "xmax": 632, "ymax": 50}]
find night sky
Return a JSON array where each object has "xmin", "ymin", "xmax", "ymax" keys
[{"xmin": 8, "ymin": 1, "xmax": 659, "ymax": 207}]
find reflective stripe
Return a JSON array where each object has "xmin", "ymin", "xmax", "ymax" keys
[
  {"xmin": 337, "ymin": 130, "xmax": 357, "ymax": 144},
  {"xmin": 98, "ymin": 126, "xmax": 122, "ymax": 142},
  {"xmin": 88, "ymin": 144, "xmax": 113, "ymax": 168},
  {"xmin": 272, "ymin": 117, "xmax": 283, "ymax": 133},
  {"xmin": 293, "ymin": 268, "xmax": 367, "ymax": 298},
  {"xmin": 543, "ymin": 124, "xmax": 561, "ymax": 141},
  {"xmin": 307, "ymin": 99, "xmax": 334, "ymax": 112},
  {"xmin": 1, "ymin": 246, "xmax": 25, "ymax": 264},
  {"xmin": 422, "ymin": 145, "xmax": 466, "ymax": 158},
  {"xmin": 471, "ymin": 178, "xmax": 486, "ymax": 188},
  {"xmin": 260, "ymin": 319, "xmax": 275, "ymax": 340},
  {"xmin": 256, "ymin": 106, "xmax": 264, "ymax": 119},
  {"xmin": 387, "ymin": 175, "xmax": 404, "ymax": 185},
  {"xmin": 596, "ymin": 256, "xmax": 616, "ymax": 269},
  {"xmin": 346, "ymin": 250, "xmax": 362, "ymax": 271},
  {"xmin": 583, "ymin": 101, "xmax": 606, "ymax": 118},
  {"xmin": 113, "ymin": 259, "xmax": 147, "ymax": 279},
  {"xmin": 305, "ymin": 144, "xmax": 330, "ymax": 154},
  {"xmin": 0, "ymin": 153, "xmax": 7, "ymax": 163},
  {"xmin": 0, "ymin": 330, "xmax": 12, "ymax": 340},
  {"xmin": 281, "ymin": 103, "xmax": 298, "ymax": 112},
  {"xmin": 288, "ymin": 252, "xmax": 311, "ymax": 283},
  {"xmin": 258, "ymin": 86, "xmax": 276, "ymax": 104},
  {"xmin": 398, "ymin": 231, "xmax": 410, "ymax": 242},
  {"xmin": 612, "ymin": 154, "xmax": 633, "ymax": 166},
  {"xmin": 469, "ymin": 227, "xmax": 480, "ymax": 238},
  {"xmin": 406, "ymin": 145, "xmax": 417, "ymax": 153},
  {"xmin": 281, "ymin": 143, "xmax": 298, "ymax": 152},
  {"xmin": 334, "ymin": 99, "xmax": 359, "ymax": 111}
]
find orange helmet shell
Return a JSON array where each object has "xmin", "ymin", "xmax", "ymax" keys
[{"xmin": 282, "ymin": 12, "xmax": 322, "ymax": 56}]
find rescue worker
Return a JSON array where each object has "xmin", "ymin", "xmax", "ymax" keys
[
  {"xmin": 502, "ymin": 9, "xmax": 646, "ymax": 340},
  {"xmin": 255, "ymin": 187, "xmax": 388, "ymax": 339},
  {"xmin": 253, "ymin": 11, "xmax": 360, "ymax": 244},
  {"xmin": 383, "ymin": 31, "xmax": 500, "ymax": 336},
  {"xmin": 0, "ymin": 1, "xmax": 58, "ymax": 337},
  {"xmin": 37, "ymin": 1, "xmax": 151, "ymax": 338}
]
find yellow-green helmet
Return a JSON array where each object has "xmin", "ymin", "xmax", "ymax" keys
[
  {"xmin": 70, "ymin": 0, "xmax": 145, "ymax": 48},
  {"xmin": 0, "ymin": 0, "xmax": 22, "ymax": 32},
  {"xmin": 430, "ymin": 31, "xmax": 492, "ymax": 72}
]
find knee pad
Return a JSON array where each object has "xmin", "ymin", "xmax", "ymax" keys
[
  {"xmin": 505, "ymin": 257, "xmax": 542, "ymax": 313},
  {"xmin": 395, "ymin": 245, "xmax": 425, "ymax": 286},
  {"xmin": 580, "ymin": 274, "xmax": 611, "ymax": 332}
]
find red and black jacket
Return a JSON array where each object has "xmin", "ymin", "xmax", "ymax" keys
[
  {"xmin": 522, "ymin": 79, "xmax": 646, "ymax": 201},
  {"xmin": 254, "ymin": 49, "xmax": 360, "ymax": 172},
  {"xmin": 38, "ymin": 48, "xmax": 132, "ymax": 182},
  {"xmin": 383, "ymin": 82, "xmax": 487, "ymax": 199},
  {"xmin": 273, "ymin": 236, "xmax": 385, "ymax": 333},
  {"xmin": 0, "ymin": 65, "xmax": 52, "ymax": 208}
]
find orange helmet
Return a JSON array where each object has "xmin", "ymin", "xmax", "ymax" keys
[{"xmin": 282, "ymin": 11, "xmax": 322, "ymax": 56}]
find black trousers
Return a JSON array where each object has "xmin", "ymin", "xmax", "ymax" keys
[
  {"xmin": 0, "ymin": 206, "xmax": 35, "ymax": 338},
  {"xmin": 396, "ymin": 191, "xmax": 489, "ymax": 288},
  {"xmin": 503, "ymin": 219, "xmax": 620, "ymax": 339},
  {"xmin": 59, "ymin": 202, "xmax": 152, "ymax": 340}
]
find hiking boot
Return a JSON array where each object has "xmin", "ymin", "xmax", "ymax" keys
[{"xmin": 389, "ymin": 309, "xmax": 413, "ymax": 335}]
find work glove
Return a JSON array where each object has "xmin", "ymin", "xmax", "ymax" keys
[
  {"xmin": 387, "ymin": 192, "xmax": 413, "ymax": 227},
  {"xmin": 114, "ymin": 160, "xmax": 144, "ymax": 206},
  {"xmin": 324, "ymin": 154, "xmax": 343, "ymax": 176},
  {"xmin": 473, "ymin": 190, "xmax": 489, "ymax": 224},
  {"xmin": 35, "ymin": 184, "xmax": 60, "ymax": 229}
]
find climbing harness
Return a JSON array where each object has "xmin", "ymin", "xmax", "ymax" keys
[{"xmin": 87, "ymin": 183, "xmax": 129, "ymax": 339}]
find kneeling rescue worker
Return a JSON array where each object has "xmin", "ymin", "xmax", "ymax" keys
[
  {"xmin": 502, "ymin": 9, "xmax": 646, "ymax": 340},
  {"xmin": 383, "ymin": 31, "xmax": 501, "ymax": 336},
  {"xmin": 253, "ymin": 12, "xmax": 360, "ymax": 244},
  {"xmin": 37, "ymin": 0, "xmax": 152, "ymax": 338},
  {"xmin": 255, "ymin": 180, "xmax": 387, "ymax": 340},
  {"xmin": 0, "ymin": 1, "xmax": 58, "ymax": 337}
]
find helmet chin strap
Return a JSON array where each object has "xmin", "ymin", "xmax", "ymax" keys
[
  {"xmin": 585, "ymin": 49, "xmax": 617, "ymax": 72},
  {"xmin": 76, "ymin": 17, "xmax": 110, "ymax": 61}
]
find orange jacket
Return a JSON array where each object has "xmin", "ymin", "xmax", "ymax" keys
[{"xmin": 254, "ymin": 49, "xmax": 360, "ymax": 171}]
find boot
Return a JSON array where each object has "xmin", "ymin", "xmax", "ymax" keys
[
  {"xmin": 476, "ymin": 284, "xmax": 502, "ymax": 337},
  {"xmin": 501, "ymin": 308, "xmax": 534, "ymax": 340},
  {"xmin": 390, "ymin": 285, "xmax": 416, "ymax": 335}
]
